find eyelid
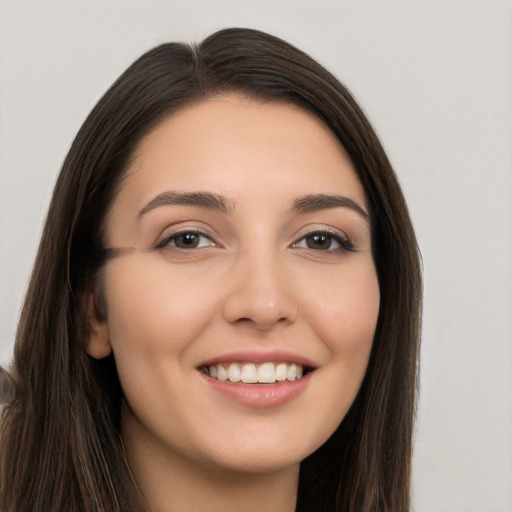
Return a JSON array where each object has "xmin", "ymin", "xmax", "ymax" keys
[
  {"xmin": 290, "ymin": 225, "xmax": 355, "ymax": 252},
  {"xmin": 156, "ymin": 231, "xmax": 215, "ymax": 250},
  {"xmin": 153, "ymin": 223, "xmax": 221, "ymax": 250}
]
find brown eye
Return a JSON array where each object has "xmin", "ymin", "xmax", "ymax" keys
[
  {"xmin": 305, "ymin": 234, "xmax": 336, "ymax": 250},
  {"xmin": 175, "ymin": 233, "xmax": 201, "ymax": 248},
  {"xmin": 156, "ymin": 231, "xmax": 215, "ymax": 250},
  {"xmin": 292, "ymin": 230, "xmax": 355, "ymax": 253}
]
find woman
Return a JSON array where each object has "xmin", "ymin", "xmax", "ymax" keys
[{"xmin": 0, "ymin": 28, "xmax": 421, "ymax": 512}]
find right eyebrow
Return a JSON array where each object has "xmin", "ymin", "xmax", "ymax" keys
[
  {"xmin": 290, "ymin": 193, "xmax": 369, "ymax": 222},
  {"xmin": 138, "ymin": 191, "xmax": 235, "ymax": 218}
]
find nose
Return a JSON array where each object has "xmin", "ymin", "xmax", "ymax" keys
[{"xmin": 221, "ymin": 247, "xmax": 298, "ymax": 330}]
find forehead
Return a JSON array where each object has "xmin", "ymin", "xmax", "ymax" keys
[{"xmin": 112, "ymin": 96, "xmax": 367, "ymax": 219}]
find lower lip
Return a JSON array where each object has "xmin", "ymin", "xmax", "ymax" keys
[{"xmin": 200, "ymin": 372, "xmax": 312, "ymax": 409}]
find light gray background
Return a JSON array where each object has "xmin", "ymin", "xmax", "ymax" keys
[{"xmin": 1, "ymin": 1, "xmax": 511, "ymax": 511}]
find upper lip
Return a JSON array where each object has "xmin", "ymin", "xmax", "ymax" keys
[{"xmin": 197, "ymin": 350, "xmax": 318, "ymax": 369}]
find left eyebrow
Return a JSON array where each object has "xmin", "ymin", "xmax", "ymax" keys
[
  {"xmin": 290, "ymin": 194, "xmax": 369, "ymax": 221},
  {"xmin": 138, "ymin": 191, "xmax": 235, "ymax": 218}
]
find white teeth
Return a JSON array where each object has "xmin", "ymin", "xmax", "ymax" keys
[
  {"xmin": 241, "ymin": 363, "xmax": 258, "ymax": 383},
  {"xmin": 286, "ymin": 363, "xmax": 297, "ymax": 381},
  {"xmin": 228, "ymin": 362, "xmax": 241, "ymax": 383},
  {"xmin": 206, "ymin": 362, "xmax": 305, "ymax": 384},
  {"xmin": 275, "ymin": 363, "xmax": 287, "ymax": 382},
  {"xmin": 216, "ymin": 365, "xmax": 228, "ymax": 381},
  {"xmin": 257, "ymin": 362, "xmax": 276, "ymax": 383}
]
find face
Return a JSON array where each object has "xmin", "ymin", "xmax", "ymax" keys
[{"xmin": 88, "ymin": 96, "xmax": 380, "ymax": 476}]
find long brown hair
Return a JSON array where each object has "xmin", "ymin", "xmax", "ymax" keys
[{"xmin": 0, "ymin": 28, "xmax": 422, "ymax": 511}]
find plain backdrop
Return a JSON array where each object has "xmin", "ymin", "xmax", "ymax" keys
[{"xmin": 0, "ymin": 1, "xmax": 511, "ymax": 511}]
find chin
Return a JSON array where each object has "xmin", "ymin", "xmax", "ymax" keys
[
  {"xmin": 198, "ymin": 435, "xmax": 322, "ymax": 476},
  {"xmin": 213, "ymin": 454, "xmax": 301, "ymax": 476}
]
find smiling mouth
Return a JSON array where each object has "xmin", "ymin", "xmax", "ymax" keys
[{"xmin": 200, "ymin": 362, "xmax": 311, "ymax": 384}]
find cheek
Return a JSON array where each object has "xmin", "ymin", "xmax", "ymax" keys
[
  {"xmin": 303, "ymin": 262, "xmax": 380, "ymax": 405},
  {"xmin": 102, "ymin": 261, "xmax": 219, "ymax": 361},
  {"xmin": 305, "ymin": 262, "xmax": 380, "ymax": 355}
]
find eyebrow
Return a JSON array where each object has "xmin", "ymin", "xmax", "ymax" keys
[
  {"xmin": 290, "ymin": 194, "xmax": 369, "ymax": 221},
  {"xmin": 138, "ymin": 190, "xmax": 368, "ymax": 222},
  {"xmin": 138, "ymin": 191, "xmax": 235, "ymax": 217}
]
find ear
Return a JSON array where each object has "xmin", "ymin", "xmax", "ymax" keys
[{"xmin": 85, "ymin": 289, "xmax": 112, "ymax": 359}]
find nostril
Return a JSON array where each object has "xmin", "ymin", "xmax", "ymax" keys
[{"xmin": 236, "ymin": 315, "xmax": 290, "ymax": 331}]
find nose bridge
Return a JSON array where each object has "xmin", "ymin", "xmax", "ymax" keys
[{"xmin": 222, "ymin": 240, "xmax": 297, "ymax": 329}]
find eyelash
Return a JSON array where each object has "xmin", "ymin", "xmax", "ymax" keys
[
  {"xmin": 291, "ymin": 229, "xmax": 355, "ymax": 253},
  {"xmin": 154, "ymin": 230, "xmax": 216, "ymax": 250},
  {"xmin": 154, "ymin": 228, "xmax": 355, "ymax": 254}
]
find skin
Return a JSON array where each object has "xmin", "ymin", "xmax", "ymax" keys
[{"xmin": 87, "ymin": 96, "xmax": 380, "ymax": 512}]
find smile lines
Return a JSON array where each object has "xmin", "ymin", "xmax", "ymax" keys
[{"xmin": 202, "ymin": 362, "xmax": 306, "ymax": 384}]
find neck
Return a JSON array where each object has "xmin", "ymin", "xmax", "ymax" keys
[{"xmin": 121, "ymin": 408, "xmax": 299, "ymax": 512}]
